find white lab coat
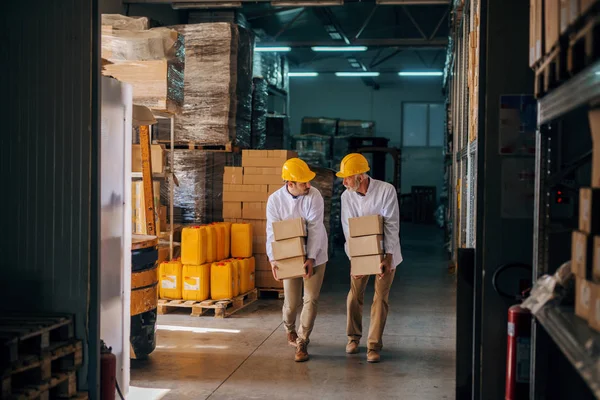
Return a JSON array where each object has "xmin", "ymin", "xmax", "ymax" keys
[
  {"xmin": 341, "ymin": 178, "xmax": 403, "ymax": 269},
  {"xmin": 266, "ymin": 186, "xmax": 329, "ymax": 266}
]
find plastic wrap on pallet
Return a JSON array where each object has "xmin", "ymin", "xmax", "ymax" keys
[
  {"xmin": 234, "ymin": 26, "xmax": 254, "ymax": 149},
  {"xmin": 301, "ymin": 117, "xmax": 338, "ymax": 136},
  {"xmin": 166, "ymin": 150, "xmax": 241, "ymax": 224},
  {"xmin": 293, "ymin": 134, "xmax": 332, "ymax": 168},
  {"xmin": 337, "ymin": 120, "xmax": 375, "ymax": 137},
  {"xmin": 252, "ymin": 51, "xmax": 285, "ymax": 91},
  {"xmin": 251, "ymin": 78, "xmax": 268, "ymax": 149},
  {"xmin": 265, "ymin": 115, "xmax": 288, "ymax": 149},
  {"xmin": 102, "ymin": 14, "xmax": 150, "ymax": 31},
  {"xmin": 171, "ymin": 23, "xmax": 238, "ymax": 145},
  {"xmin": 332, "ymin": 135, "xmax": 353, "ymax": 166},
  {"xmin": 308, "ymin": 166, "xmax": 335, "ymax": 252},
  {"xmin": 102, "ymin": 27, "xmax": 185, "ymax": 113}
]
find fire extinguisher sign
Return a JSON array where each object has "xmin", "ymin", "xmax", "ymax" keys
[{"xmin": 516, "ymin": 337, "xmax": 531, "ymax": 383}]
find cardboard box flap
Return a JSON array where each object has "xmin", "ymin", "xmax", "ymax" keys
[
  {"xmin": 273, "ymin": 218, "xmax": 307, "ymax": 241},
  {"xmin": 349, "ymin": 215, "xmax": 383, "ymax": 237}
]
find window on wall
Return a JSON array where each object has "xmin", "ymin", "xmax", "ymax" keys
[{"xmin": 402, "ymin": 103, "xmax": 445, "ymax": 147}]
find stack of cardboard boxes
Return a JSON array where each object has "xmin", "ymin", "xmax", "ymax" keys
[
  {"xmin": 131, "ymin": 144, "xmax": 167, "ymax": 235},
  {"xmin": 272, "ymin": 218, "xmax": 308, "ymax": 279},
  {"xmin": 573, "ymin": 109, "xmax": 600, "ymax": 331},
  {"xmin": 222, "ymin": 149, "xmax": 298, "ymax": 289},
  {"xmin": 348, "ymin": 215, "xmax": 385, "ymax": 276}
]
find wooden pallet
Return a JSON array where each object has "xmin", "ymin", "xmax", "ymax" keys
[
  {"xmin": 155, "ymin": 141, "xmax": 238, "ymax": 152},
  {"xmin": 0, "ymin": 314, "xmax": 74, "ymax": 367},
  {"xmin": 1, "ymin": 340, "xmax": 82, "ymax": 399},
  {"xmin": 568, "ymin": 14, "xmax": 600, "ymax": 76},
  {"xmin": 158, "ymin": 289, "xmax": 258, "ymax": 318},
  {"xmin": 534, "ymin": 45, "xmax": 568, "ymax": 98},
  {"xmin": 258, "ymin": 288, "xmax": 284, "ymax": 300}
]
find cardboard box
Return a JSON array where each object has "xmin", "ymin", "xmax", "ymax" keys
[
  {"xmin": 132, "ymin": 144, "xmax": 165, "ymax": 173},
  {"xmin": 349, "ymin": 235, "xmax": 384, "ymax": 257},
  {"xmin": 589, "ymin": 109, "xmax": 600, "ymax": 188},
  {"xmin": 223, "ymin": 184, "xmax": 268, "ymax": 193},
  {"xmin": 242, "ymin": 149, "xmax": 269, "ymax": 159},
  {"xmin": 244, "ymin": 167, "xmax": 280, "ymax": 175},
  {"xmin": 273, "ymin": 218, "xmax": 307, "ymax": 241},
  {"xmin": 572, "ymin": 230, "xmax": 593, "ymax": 278},
  {"xmin": 242, "ymin": 202, "xmax": 267, "ymax": 220},
  {"xmin": 254, "ymin": 254, "xmax": 271, "ymax": 271},
  {"xmin": 593, "ymin": 236, "xmax": 600, "ymax": 282},
  {"xmin": 223, "ymin": 167, "xmax": 243, "ymax": 184},
  {"xmin": 242, "ymin": 157, "xmax": 289, "ymax": 168},
  {"xmin": 253, "ymin": 236, "xmax": 267, "ymax": 254},
  {"xmin": 575, "ymin": 277, "xmax": 592, "ymax": 320},
  {"xmin": 223, "ymin": 192, "xmax": 269, "ymax": 203},
  {"xmin": 588, "ymin": 281, "xmax": 600, "ymax": 332},
  {"xmin": 223, "ymin": 202, "xmax": 242, "ymax": 219},
  {"xmin": 243, "ymin": 174, "xmax": 284, "ymax": 185},
  {"xmin": 256, "ymin": 270, "xmax": 283, "ymax": 289},
  {"xmin": 580, "ymin": 188, "xmax": 600, "ymax": 234},
  {"xmin": 276, "ymin": 256, "xmax": 306, "ymax": 280},
  {"xmin": 268, "ymin": 184, "xmax": 282, "ymax": 194},
  {"xmin": 545, "ymin": 0, "xmax": 560, "ymax": 54},
  {"xmin": 349, "ymin": 215, "xmax": 383, "ymax": 238},
  {"xmin": 351, "ymin": 254, "xmax": 384, "ymax": 276},
  {"xmin": 268, "ymin": 150, "xmax": 297, "ymax": 159},
  {"xmin": 272, "ymin": 237, "xmax": 306, "ymax": 260}
]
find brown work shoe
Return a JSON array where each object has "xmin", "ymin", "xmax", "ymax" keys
[
  {"xmin": 287, "ymin": 331, "xmax": 298, "ymax": 347},
  {"xmin": 295, "ymin": 340, "xmax": 309, "ymax": 362},
  {"xmin": 346, "ymin": 340, "xmax": 359, "ymax": 354},
  {"xmin": 367, "ymin": 350, "xmax": 381, "ymax": 363}
]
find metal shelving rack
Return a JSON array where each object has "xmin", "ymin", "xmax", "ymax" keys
[{"xmin": 532, "ymin": 59, "xmax": 600, "ymax": 399}]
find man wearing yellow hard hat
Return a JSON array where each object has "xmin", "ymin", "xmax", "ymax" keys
[
  {"xmin": 266, "ymin": 158, "xmax": 328, "ymax": 362},
  {"xmin": 337, "ymin": 153, "xmax": 403, "ymax": 363}
]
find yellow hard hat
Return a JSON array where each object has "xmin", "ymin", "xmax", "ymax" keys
[
  {"xmin": 281, "ymin": 158, "xmax": 316, "ymax": 183},
  {"xmin": 336, "ymin": 153, "xmax": 370, "ymax": 178}
]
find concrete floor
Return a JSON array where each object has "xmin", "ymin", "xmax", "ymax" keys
[{"xmin": 130, "ymin": 223, "xmax": 456, "ymax": 400}]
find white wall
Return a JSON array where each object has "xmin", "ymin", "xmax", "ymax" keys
[{"xmin": 289, "ymin": 77, "xmax": 445, "ymax": 199}]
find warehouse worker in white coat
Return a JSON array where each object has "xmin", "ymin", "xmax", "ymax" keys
[
  {"xmin": 266, "ymin": 158, "xmax": 328, "ymax": 363},
  {"xmin": 338, "ymin": 153, "xmax": 402, "ymax": 363}
]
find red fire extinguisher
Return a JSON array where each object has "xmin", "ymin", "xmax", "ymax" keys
[
  {"xmin": 492, "ymin": 263, "xmax": 533, "ymax": 400},
  {"xmin": 505, "ymin": 305, "xmax": 531, "ymax": 400},
  {"xmin": 100, "ymin": 340, "xmax": 117, "ymax": 400}
]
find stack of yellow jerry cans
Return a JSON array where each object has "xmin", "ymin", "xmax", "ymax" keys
[{"xmin": 158, "ymin": 222, "xmax": 255, "ymax": 302}]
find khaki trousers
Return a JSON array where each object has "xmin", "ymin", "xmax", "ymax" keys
[
  {"xmin": 283, "ymin": 263, "xmax": 326, "ymax": 341},
  {"xmin": 347, "ymin": 269, "xmax": 396, "ymax": 351}
]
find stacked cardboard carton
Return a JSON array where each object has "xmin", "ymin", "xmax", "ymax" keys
[
  {"xmin": 348, "ymin": 215, "xmax": 385, "ymax": 276},
  {"xmin": 573, "ymin": 109, "xmax": 600, "ymax": 331},
  {"xmin": 222, "ymin": 149, "xmax": 298, "ymax": 289},
  {"xmin": 271, "ymin": 218, "xmax": 308, "ymax": 280}
]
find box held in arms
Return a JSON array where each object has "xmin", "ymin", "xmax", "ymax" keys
[
  {"xmin": 351, "ymin": 254, "xmax": 384, "ymax": 276},
  {"xmin": 349, "ymin": 215, "xmax": 384, "ymax": 238},
  {"xmin": 349, "ymin": 235, "xmax": 384, "ymax": 257},
  {"xmin": 272, "ymin": 237, "xmax": 306, "ymax": 260},
  {"xmin": 273, "ymin": 218, "xmax": 307, "ymax": 241}
]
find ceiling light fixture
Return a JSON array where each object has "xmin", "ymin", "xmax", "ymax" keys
[
  {"xmin": 255, "ymin": 46, "xmax": 292, "ymax": 52},
  {"xmin": 335, "ymin": 72, "xmax": 380, "ymax": 77},
  {"xmin": 289, "ymin": 72, "xmax": 319, "ymax": 77},
  {"xmin": 398, "ymin": 71, "xmax": 443, "ymax": 76},
  {"xmin": 312, "ymin": 46, "xmax": 368, "ymax": 52}
]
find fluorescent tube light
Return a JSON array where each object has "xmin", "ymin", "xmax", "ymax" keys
[
  {"xmin": 312, "ymin": 46, "xmax": 368, "ymax": 52},
  {"xmin": 255, "ymin": 46, "xmax": 292, "ymax": 52},
  {"xmin": 335, "ymin": 72, "xmax": 380, "ymax": 77},
  {"xmin": 398, "ymin": 71, "xmax": 443, "ymax": 76},
  {"xmin": 289, "ymin": 72, "xmax": 319, "ymax": 77}
]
